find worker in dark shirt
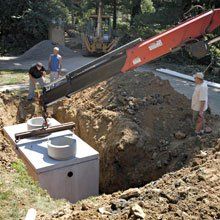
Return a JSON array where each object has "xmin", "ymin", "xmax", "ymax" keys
[{"xmin": 27, "ymin": 62, "xmax": 46, "ymax": 101}]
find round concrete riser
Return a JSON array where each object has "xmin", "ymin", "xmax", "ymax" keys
[
  {"xmin": 27, "ymin": 117, "xmax": 52, "ymax": 130},
  {"xmin": 47, "ymin": 136, "xmax": 77, "ymax": 160}
]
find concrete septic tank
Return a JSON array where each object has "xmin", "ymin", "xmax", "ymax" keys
[{"xmin": 3, "ymin": 118, "xmax": 99, "ymax": 203}]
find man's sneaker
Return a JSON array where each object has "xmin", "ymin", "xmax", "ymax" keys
[
  {"xmin": 191, "ymin": 130, "xmax": 204, "ymax": 137},
  {"xmin": 195, "ymin": 130, "xmax": 204, "ymax": 136},
  {"xmin": 204, "ymin": 127, "xmax": 212, "ymax": 134}
]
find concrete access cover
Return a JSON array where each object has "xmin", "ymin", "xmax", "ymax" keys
[
  {"xmin": 47, "ymin": 136, "xmax": 77, "ymax": 160},
  {"xmin": 27, "ymin": 117, "xmax": 52, "ymax": 130}
]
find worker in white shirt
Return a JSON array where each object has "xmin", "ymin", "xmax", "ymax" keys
[{"xmin": 191, "ymin": 72, "xmax": 209, "ymax": 135}]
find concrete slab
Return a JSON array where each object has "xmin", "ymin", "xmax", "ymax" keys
[
  {"xmin": 0, "ymin": 84, "xmax": 28, "ymax": 92},
  {"xmin": 18, "ymin": 135, "xmax": 99, "ymax": 173},
  {"xmin": 156, "ymin": 68, "xmax": 220, "ymax": 89}
]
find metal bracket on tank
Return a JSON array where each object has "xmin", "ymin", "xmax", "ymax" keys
[{"xmin": 14, "ymin": 122, "xmax": 75, "ymax": 141}]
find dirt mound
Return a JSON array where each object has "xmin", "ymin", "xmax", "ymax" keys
[
  {"xmin": 0, "ymin": 93, "xmax": 19, "ymax": 170},
  {"xmin": 18, "ymin": 40, "xmax": 76, "ymax": 61},
  {"xmin": 53, "ymin": 71, "xmax": 218, "ymax": 193},
  {"xmin": 0, "ymin": 92, "xmax": 46, "ymax": 170},
  {"xmin": 43, "ymin": 138, "xmax": 220, "ymax": 220}
]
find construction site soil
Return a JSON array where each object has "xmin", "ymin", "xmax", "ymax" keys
[
  {"xmin": 53, "ymin": 71, "xmax": 219, "ymax": 193},
  {"xmin": 0, "ymin": 71, "xmax": 219, "ymax": 219},
  {"xmin": 44, "ymin": 141, "xmax": 220, "ymax": 220}
]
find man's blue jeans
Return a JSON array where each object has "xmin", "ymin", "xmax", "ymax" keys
[{"xmin": 28, "ymin": 77, "xmax": 45, "ymax": 99}]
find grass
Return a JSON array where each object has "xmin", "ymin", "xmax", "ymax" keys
[
  {"xmin": 0, "ymin": 160, "xmax": 66, "ymax": 220},
  {"xmin": 0, "ymin": 69, "xmax": 51, "ymax": 86},
  {"xmin": 0, "ymin": 69, "xmax": 28, "ymax": 86}
]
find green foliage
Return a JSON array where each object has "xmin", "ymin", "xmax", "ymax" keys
[
  {"xmin": 0, "ymin": 0, "xmax": 70, "ymax": 54},
  {"xmin": 141, "ymin": 0, "xmax": 155, "ymax": 13},
  {"xmin": 0, "ymin": 0, "xmax": 219, "ymax": 55}
]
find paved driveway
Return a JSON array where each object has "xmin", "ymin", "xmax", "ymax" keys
[{"xmin": 0, "ymin": 51, "xmax": 94, "ymax": 72}]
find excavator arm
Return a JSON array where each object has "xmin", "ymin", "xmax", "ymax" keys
[
  {"xmin": 41, "ymin": 9, "xmax": 220, "ymax": 108},
  {"xmin": 121, "ymin": 9, "xmax": 220, "ymax": 72}
]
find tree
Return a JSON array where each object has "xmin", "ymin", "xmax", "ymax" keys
[
  {"xmin": 112, "ymin": 0, "xmax": 117, "ymax": 30},
  {"xmin": 130, "ymin": 0, "xmax": 142, "ymax": 26},
  {"xmin": 118, "ymin": 0, "xmax": 154, "ymax": 26},
  {"xmin": 0, "ymin": 0, "xmax": 70, "ymax": 53}
]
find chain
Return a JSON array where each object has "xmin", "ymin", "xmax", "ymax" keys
[{"xmin": 42, "ymin": 105, "xmax": 49, "ymax": 129}]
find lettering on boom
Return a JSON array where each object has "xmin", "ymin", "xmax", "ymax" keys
[
  {"xmin": 132, "ymin": 57, "xmax": 142, "ymax": 65},
  {"xmin": 148, "ymin": 39, "xmax": 163, "ymax": 51}
]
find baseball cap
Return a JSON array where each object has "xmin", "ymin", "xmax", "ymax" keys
[
  {"xmin": 53, "ymin": 47, "xmax": 59, "ymax": 51},
  {"xmin": 36, "ymin": 62, "xmax": 43, "ymax": 67},
  {"xmin": 193, "ymin": 72, "xmax": 204, "ymax": 79}
]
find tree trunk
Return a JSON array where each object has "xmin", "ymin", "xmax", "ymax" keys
[
  {"xmin": 182, "ymin": 0, "xmax": 192, "ymax": 16},
  {"xmin": 182, "ymin": 0, "xmax": 192, "ymax": 11},
  {"xmin": 130, "ymin": 0, "xmax": 142, "ymax": 26},
  {"xmin": 113, "ymin": 0, "xmax": 117, "ymax": 30}
]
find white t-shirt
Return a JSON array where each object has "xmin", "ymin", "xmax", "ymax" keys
[{"xmin": 191, "ymin": 82, "xmax": 208, "ymax": 111}]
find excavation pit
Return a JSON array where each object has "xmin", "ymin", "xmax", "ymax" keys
[
  {"xmin": 53, "ymin": 72, "xmax": 218, "ymax": 193},
  {"xmin": 3, "ymin": 118, "xmax": 99, "ymax": 203}
]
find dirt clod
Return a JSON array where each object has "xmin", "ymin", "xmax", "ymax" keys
[
  {"xmin": 120, "ymin": 188, "xmax": 141, "ymax": 200},
  {"xmin": 174, "ymin": 131, "xmax": 186, "ymax": 139}
]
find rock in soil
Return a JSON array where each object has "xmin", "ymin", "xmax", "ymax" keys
[
  {"xmin": 129, "ymin": 203, "xmax": 146, "ymax": 219},
  {"xmin": 120, "ymin": 188, "xmax": 141, "ymax": 200}
]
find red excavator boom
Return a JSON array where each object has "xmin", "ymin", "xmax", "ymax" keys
[{"xmin": 121, "ymin": 9, "xmax": 220, "ymax": 73}]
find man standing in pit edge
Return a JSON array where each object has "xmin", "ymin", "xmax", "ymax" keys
[
  {"xmin": 191, "ymin": 72, "xmax": 210, "ymax": 136},
  {"xmin": 27, "ymin": 62, "xmax": 46, "ymax": 101},
  {"xmin": 48, "ymin": 47, "xmax": 62, "ymax": 82}
]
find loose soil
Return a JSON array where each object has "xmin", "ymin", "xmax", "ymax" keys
[
  {"xmin": 53, "ymin": 71, "xmax": 219, "ymax": 193},
  {"xmin": 0, "ymin": 92, "xmax": 45, "ymax": 170},
  {"xmin": 42, "ymin": 138, "xmax": 220, "ymax": 220}
]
